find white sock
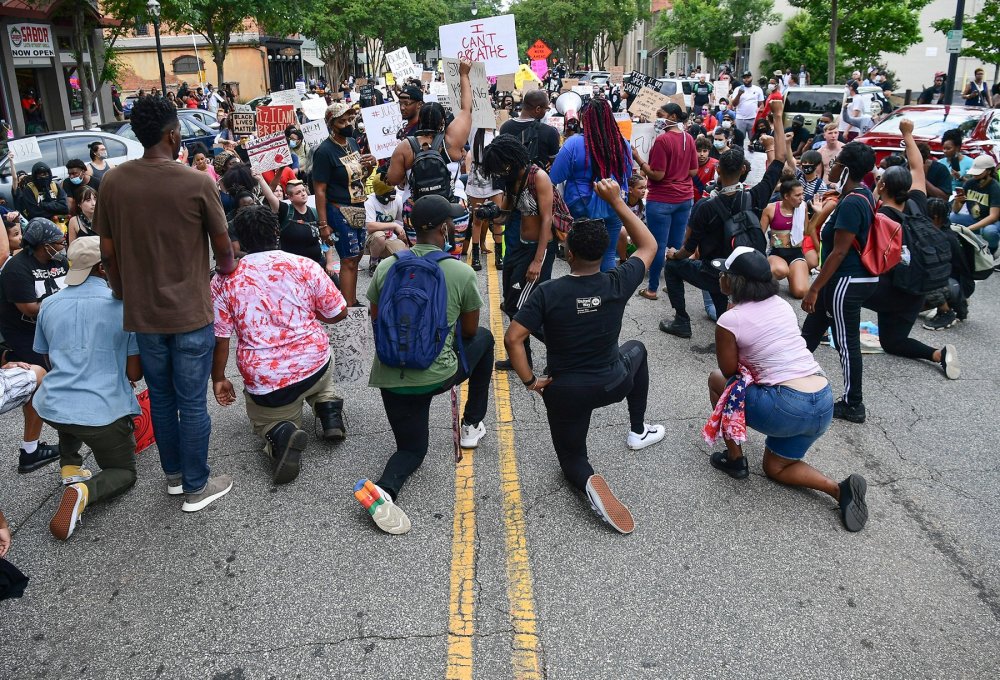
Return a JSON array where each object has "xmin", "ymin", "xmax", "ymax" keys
[{"xmin": 22, "ymin": 440, "xmax": 38, "ymax": 453}]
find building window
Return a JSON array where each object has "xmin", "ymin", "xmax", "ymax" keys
[
  {"xmin": 135, "ymin": 23, "xmax": 149, "ymax": 37},
  {"xmin": 172, "ymin": 56, "xmax": 203, "ymax": 74}
]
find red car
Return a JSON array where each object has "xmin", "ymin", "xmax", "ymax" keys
[{"xmin": 855, "ymin": 105, "xmax": 1000, "ymax": 165}]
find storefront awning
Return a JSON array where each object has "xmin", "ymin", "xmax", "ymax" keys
[{"xmin": 303, "ymin": 55, "xmax": 325, "ymax": 68}]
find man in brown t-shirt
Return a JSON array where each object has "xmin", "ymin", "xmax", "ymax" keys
[{"xmin": 95, "ymin": 95, "xmax": 236, "ymax": 513}]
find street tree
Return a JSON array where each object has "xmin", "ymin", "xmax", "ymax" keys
[
  {"xmin": 761, "ymin": 12, "xmax": 849, "ymax": 85},
  {"xmin": 650, "ymin": 0, "xmax": 779, "ymax": 67}
]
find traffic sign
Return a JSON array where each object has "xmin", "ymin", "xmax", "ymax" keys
[
  {"xmin": 527, "ymin": 39, "xmax": 552, "ymax": 61},
  {"xmin": 946, "ymin": 30, "xmax": 963, "ymax": 54}
]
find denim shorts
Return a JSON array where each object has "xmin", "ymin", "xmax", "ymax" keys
[
  {"xmin": 326, "ymin": 203, "xmax": 365, "ymax": 259},
  {"xmin": 744, "ymin": 382, "xmax": 833, "ymax": 459}
]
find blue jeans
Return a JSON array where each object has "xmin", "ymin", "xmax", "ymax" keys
[
  {"xmin": 951, "ymin": 211, "xmax": 999, "ymax": 252},
  {"xmin": 569, "ymin": 198, "xmax": 623, "ymax": 272},
  {"xmin": 744, "ymin": 383, "xmax": 834, "ymax": 459},
  {"xmin": 136, "ymin": 324, "xmax": 215, "ymax": 493},
  {"xmin": 646, "ymin": 199, "xmax": 693, "ymax": 290}
]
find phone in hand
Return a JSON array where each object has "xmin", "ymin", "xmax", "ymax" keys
[{"xmin": 955, "ymin": 188, "xmax": 966, "ymax": 198}]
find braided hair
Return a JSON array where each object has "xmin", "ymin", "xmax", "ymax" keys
[
  {"xmin": 481, "ymin": 133, "xmax": 531, "ymax": 195},
  {"xmin": 581, "ymin": 98, "xmax": 630, "ymax": 186}
]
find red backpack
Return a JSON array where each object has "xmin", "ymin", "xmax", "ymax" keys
[{"xmin": 850, "ymin": 190, "xmax": 902, "ymax": 275}]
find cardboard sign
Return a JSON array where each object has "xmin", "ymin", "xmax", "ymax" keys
[
  {"xmin": 668, "ymin": 93, "xmax": 686, "ymax": 110},
  {"xmin": 421, "ymin": 71, "xmax": 433, "ymax": 83},
  {"xmin": 301, "ymin": 97, "xmax": 328, "ymax": 121},
  {"xmin": 628, "ymin": 87, "xmax": 669, "ymax": 120},
  {"xmin": 256, "ymin": 105, "xmax": 295, "ymax": 136},
  {"xmin": 361, "ymin": 102, "xmax": 405, "ymax": 160},
  {"xmin": 610, "ymin": 66, "xmax": 625, "ymax": 85},
  {"xmin": 230, "ymin": 111, "xmax": 256, "ymax": 136},
  {"xmin": 443, "ymin": 57, "xmax": 494, "ymax": 130},
  {"xmin": 301, "ymin": 120, "xmax": 327, "ymax": 147},
  {"xmin": 713, "ymin": 80, "xmax": 730, "ymax": 103},
  {"xmin": 439, "ymin": 14, "xmax": 518, "ymax": 77},
  {"xmin": 629, "ymin": 123, "xmax": 656, "ymax": 163},
  {"xmin": 8, "ymin": 136, "xmax": 42, "ymax": 163},
  {"xmin": 625, "ymin": 70, "xmax": 658, "ymax": 96},
  {"xmin": 246, "ymin": 132, "xmax": 293, "ymax": 173},
  {"xmin": 428, "ymin": 81, "xmax": 449, "ymax": 103},
  {"xmin": 386, "ymin": 47, "xmax": 418, "ymax": 80},
  {"xmin": 561, "ymin": 78, "xmax": 579, "ymax": 93},
  {"xmin": 268, "ymin": 88, "xmax": 300, "ymax": 107},
  {"xmin": 356, "ymin": 78, "xmax": 368, "ymax": 87},
  {"xmin": 496, "ymin": 109, "xmax": 511, "ymax": 127},
  {"xmin": 496, "ymin": 74, "xmax": 516, "ymax": 92},
  {"xmin": 132, "ymin": 389, "xmax": 155, "ymax": 454}
]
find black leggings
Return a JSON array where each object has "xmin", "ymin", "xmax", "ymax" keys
[
  {"xmin": 864, "ymin": 277, "xmax": 935, "ymax": 361},
  {"xmin": 540, "ymin": 341, "xmax": 649, "ymax": 491}
]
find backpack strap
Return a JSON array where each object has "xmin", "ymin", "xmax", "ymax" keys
[
  {"xmin": 406, "ymin": 136, "xmax": 421, "ymax": 156},
  {"xmin": 421, "ymin": 249, "xmax": 468, "ymax": 373}
]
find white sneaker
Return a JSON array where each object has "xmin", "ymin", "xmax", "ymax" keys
[
  {"xmin": 166, "ymin": 474, "xmax": 184, "ymax": 496},
  {"xmin": 181, "ymin": 475, "xmax": 233, "ymax": 512},
  {"xmin": 585, "ymin": 475, "xmax": 635, "ymax": 534},
  {"xmin": 627, "ymin": 423, "xmax": 665, "ymax": 450},
  {"xmin": 354, "ymin": 480, "xmax": 411, "ymax": 535},
  {"xmin": 460, "ymin": 421, "xmax": 486, "ymax": 449}
]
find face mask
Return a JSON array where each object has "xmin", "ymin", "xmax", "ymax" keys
[
  {"xmin": 767, "ymin": 84, "xmax": 776, "ymax": 92},
  {"xmin": 289, "ymin": 140, "xmax": 300, "ymax": 148},
  {"xmin": 721, "ymin": 121, "xmax": 732, "ymax": 129},
  {"xmin": 99, "ymin": 152, "xmax": 108, "ymax": 159},
  {"xmin": 45, "ymin": 245, "xmax": 67, "ymax": 264},
  {"xmin": 801, "ymin": 165, "xmax": 816, "ymax": 175},
  {"xmin": 37, "ymin": 175, "xmax": 52, "ymax": 184},
  {"xmin": 653, "ymin": 119, "xmax": 668, "ymax": 134},
  {"xmin": 338, "ymin": 126, "xmax": 355, "ymax": 137},
  {"xmin": 829, "ymin": 178, "xmax": 844, "ymax": 193},
  {"xmin": 69, "ymin": 176, "xmax": 83, "ymax": 185},
  {"xmin": 713, "ymin": 140, "xmax": 725, "ymax": 150},
  {"xmin": 377, "ymin": 193, "xmax": 396, "ymax": 204}
]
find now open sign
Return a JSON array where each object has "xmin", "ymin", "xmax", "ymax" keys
[{"xmin": 8, "ymin": 23, "xmax": 55, "ymax": 58}]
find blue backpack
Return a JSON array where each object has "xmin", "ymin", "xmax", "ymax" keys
[{"xmin": 374, "ymin": 250, "xmax": 466, "ymax": 373}]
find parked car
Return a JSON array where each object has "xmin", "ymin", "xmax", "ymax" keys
[
  {"xmin": 855, "ymin": 105, "xmax": 1000, "ymax": 165},
  {"xmin": 782, "ymin": 86, "xmax": 843, "ymax": 133},
  {"xmin": 0, "ymin": 130, "xmax": 143, "ymax": 207},
  {"xmin": 654, "ymin": 78, "xmax": 697, "ymax": 109},
  {"xmin": 568, "ymin": 71, "xmax": 611, "ymax": 87},
  {"xmin": 122, "ymin": 95, "xmax": 139, "ymax": 119},
  {"xmin": 179, "ymin": 109, "xmax": 220, "ymax": 129},
  {"xmin": 98, "ymin": 116, "xmax": 218, "ymax": 158}
]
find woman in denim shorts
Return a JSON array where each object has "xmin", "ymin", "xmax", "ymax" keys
[{"xmin": 706, "ymin": 247, "xmax": 869, "ymax": 532}]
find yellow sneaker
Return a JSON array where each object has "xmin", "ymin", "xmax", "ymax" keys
[
  {"xmin": 60, "ymin": 465, "xmax": 93, "ymax": 485},
  {"xmin": 50, "ymin": 483, "xmax": 88, "ymax": 540}
]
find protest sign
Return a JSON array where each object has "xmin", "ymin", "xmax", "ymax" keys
[
  {"xmin": 629, "ymin": 123, "xmax": 656, "ymax": 163},
  {"xmin": 8, "ymin": 136, "xmax": 42, "ymax": 163},
  {"xmin": 428, "ymin": 81, "xmax": 449, "ymax": 103},
  {"xmin": 356, "ymin": 78, "xmax": 368, "ymax": 87},
  {"xmin": 543, "ymin": 116, "xmax": 564, "ymax": 135},
  {"xmin": 572, "ymin": 85, "xmax": 592, "ymax": 97},
  {"xmin": 530, "ymin": 59, "xmax": 548, "ymax": 80},
  {"xmin": 668, "ymin": 93, "xmax": 686, "ymax": 110},
  {"xmin": 439, "ymin": 14, "xmax": 518, "ymax": 77},
  {"xmin": 624, "ymin": 70, "xmax": 658, "ymax": 96},
  {"xmin": 361, "ymin": 102, "xmax": 405, "ymax": 160},
  {"xmin": 256, "ymin": 104, "xmax": 295, "ymax": 136},
  {"xmin": 561, "ymin": 78, "xmax": 579, "ymax": 93},
  {"xmin": 628, "ymin": 87, "xmax": 669, "ymax": 120},
  {"xmin": 234, "ymin": 103, "xmax": 252, "ymax": 113},
  {"xmin": 443, "ymin": 57, "xmax": 494, "ymax": 129},
  {"xmin": 268, "ymin": 88, "xmax": 300, "ymax": 107},
  {"xmin": 613, "ymin": 111, "xmax": 632, "ymax": 140},
  {"xmin": 496, "ymin": 74, "xmax": 516, "ymax": 92},
  {"xmin": 713, "ymin": 80, "xmax": 730, "ymax": 104},
  {"xmin": 421, "ymin": 71, "xmax": 433, "ymax": 83},
  {"xmin": 231, "ymin": 111, "xmax": 257, "ymax": 136},
  {"xmin": 301, "ymin": 120, "xmax": 327, "ymax": 147},
  {"xmin": 386, "ymin": 47, "xmax": 418, "ymax": 80},
  {"xmin": 385, "ymin": 72, "xmax": 396, "ymax": 86},
  {"xmin": 295, "ymin": 80, "xmax": 306, "ymax": 96},
  {"xmin": 301, "ymin": 97, "xmax": 328, "ymax": 121},
  {"xmin": 496, "ymin": 109, "xmax": 511, "ymax": 127},
  {"xmin": 327, "ymin": 307, "xmax": 373, "ymax": 384},
  {"xmin": 610, "ymin": 66, "xmax": 625, "ymax": 85},
  {"xmin": 246, "ymin": 132, "xmax": 293, "ymax": 173}
]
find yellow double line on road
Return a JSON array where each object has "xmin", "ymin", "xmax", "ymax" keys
[{"xmin": 446, "ymin": 256, "xmax": 542, "ymax": 679}]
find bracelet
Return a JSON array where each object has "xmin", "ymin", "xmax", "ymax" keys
[{"xmin": 523, "ymin": 375, "xmax": 537, "ymax": 388}]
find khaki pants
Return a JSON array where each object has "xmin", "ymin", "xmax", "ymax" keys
[
  {"xmin": 243, "ymin": 361, "xmax": 339, "ymax": 454},
  {"xmin": 367, "ymin": 231, "xmax": 408, "ymax": 259}
]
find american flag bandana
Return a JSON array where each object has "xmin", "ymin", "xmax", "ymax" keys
[{"xmin": 702, "ymin": 365, "xmax": 756, "ymax": 446}]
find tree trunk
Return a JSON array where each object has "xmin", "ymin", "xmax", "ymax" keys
[
  {"xmin": 827, "ymin": 0, "xmax": 838, "ymax": 85},
  {"xmin": 214, "ymin": 49, "xmax": 225, "ymax": 92},
  {"xmin": 72, "ymin": 9, "xmax": 94, "ymax": 129}
]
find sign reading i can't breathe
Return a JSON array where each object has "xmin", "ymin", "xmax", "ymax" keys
[
  {"xmin": 7, "ymin": 23, "xmax": 55, "ymax": 58},
  {"xmin": 439, "ymin": 14, "xmax": 518, "ymax": 77}
]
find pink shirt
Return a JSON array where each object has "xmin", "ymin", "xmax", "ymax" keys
[
  {"xmin": 646, "ymin": 130, "xmax": 698, "ymax": 204},
  {"xmin": 717, "ymin": 296, "xmax": 822, "ymax": 385},
  {"xmin": 212, "ymin": 251, "xmax": 346, "ymax": 394}
]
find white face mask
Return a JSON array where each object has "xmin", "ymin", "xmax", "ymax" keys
[
  {"xmin": 767, "ymin": 84, "xmax": 776, "ymax": 92},
  {"xmin": 722, "ymin": 120, "xmax": 732, "ymax": 129}
]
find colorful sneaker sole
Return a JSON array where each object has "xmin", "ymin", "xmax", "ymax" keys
[
  {"xmin": 50, "ymin": 485, "xmax": 85, "ymax": 540},
  {"xmin": 586, "ymin": 474, "xmax": 635, "ymax": 534}
]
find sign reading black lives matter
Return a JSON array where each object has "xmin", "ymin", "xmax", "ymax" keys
[
  {"xmin": 624, "ymin": 70, "xmax": 658, "ymax": 97},
  {"xmin": 231, "ymin": 112, "xmax": 257, "ymax": 136}
]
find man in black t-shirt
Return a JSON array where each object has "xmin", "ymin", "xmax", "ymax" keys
[
  {"xmin": 503, "ymin": 179, "xmax": 664, "ymax": 535},
  {"xmin": 498, "ymin": 90, "xmax": 560, "ymax": 170},
  {"xmin": 785, "ymin": 115, "xmax": 812, "ymax": 157},
  {"xmin": 660, "ymin": 111, "xmax": 786, "ymax": 340}
]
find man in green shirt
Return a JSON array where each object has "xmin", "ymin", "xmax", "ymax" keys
[{"xmin": 355, "ymin": 195, "xmax": 495, "ymax": 534}]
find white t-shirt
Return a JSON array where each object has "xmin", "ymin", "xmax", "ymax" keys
[
  {"xmin": 364, "ymin": 193, "xmax": 403, "ymax": 225},
  {"xmin": 734, "ymin": 85, "xmax": 764, "ymax": 119}
]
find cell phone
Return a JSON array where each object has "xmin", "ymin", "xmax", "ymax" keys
[{"xmin": 955, "ymin": 188, "xmax": 966, "ymax": 198}]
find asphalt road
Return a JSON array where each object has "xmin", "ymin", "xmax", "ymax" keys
[{"xmin": 2, "ymin": 157, "xmax": 999, "ymax": 679}]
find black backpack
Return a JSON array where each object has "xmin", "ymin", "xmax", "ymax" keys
[
  {"xmin": 887, "ymin": 202, "xmax": 952, "ymax": 295},
  {"xmin": 407, "ymin": 133, "xmax": 453, "ymax": 201},
  {"xmin": 712, "ymin": 191, "xmax": 767, "ymax": 254},
  {"xmin": 518, "ymin": 120, "xmax": 544, "ymax": 166}
]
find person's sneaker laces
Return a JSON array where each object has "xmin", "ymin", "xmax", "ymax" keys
[
  {"xmin": 50, "ymin": 483, "xmax": 88, "ymax": 540},
  {"xmin": 922, "ymin": 309, "xmax": 957, "ymax": 331},
  {"xmin": 460, "ymin": 421, "xmax": 486, "ymax": 449},
  {"xmin": 166, "ymin": 474, "xmax": 184, "ymax": 496},
  {"xmin": 833, "ymin": 399, "xmax": 866, "ymax": 424},
  {"xmin": 17, "ymin": 442, "xmax": 60, "ymax": 473},
  {"xmin": 181, "ymin": 475, "xmax": 234, "ymax": 512},
  {"xmin": 940, "ymin": 344, "xmax": 960, "ymax": 380},
  {"xmin": 354, "ymin": 479, "xmax": 410, "ymax": 534},
  {"xmin": 627, "ymin": 424, "xmax": 665, "ymax": 450},
  {"xmin": 658, "ymin": 317, "xmax": 691, "ymax": 339},
  {"xmin": 585, "ymin": 474, "xmax": 635, "ymax": 534},
  {"xmin": 709, "ymin": 451, "xmax": 750, "ymax": 479},
  {"xmin": 60, "ymin": 465, "xmax": 93, "ymax": 485},
  {"xmin": 838, "ymin": 474, "xmax": 868, "ymax": 532}
]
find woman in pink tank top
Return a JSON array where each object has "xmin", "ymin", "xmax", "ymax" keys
[{"xmin": 760, "ymin": 178, "xmax": 809, "ymax": 298}]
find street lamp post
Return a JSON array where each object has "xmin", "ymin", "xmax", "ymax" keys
[{"xmin": 147, "ymin": 0, "xmax": 167, "ymax": 95}]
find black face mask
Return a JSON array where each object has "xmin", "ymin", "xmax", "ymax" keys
[
  {"xmin": 801, "ymin": 165, "xmax": 817, "ymax": 175},
  {"xmin": 377, "ymin": 193, "xmax": 396, "ymax": 204},
  {"xmin": 336, "ymin": 126, "xmax": 355, "ymax": 138},
  {"xmin": 36, "ymin": 175, "xmax": 52, "ymax": 184}
]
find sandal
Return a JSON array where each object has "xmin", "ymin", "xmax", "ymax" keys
[
  {"xmin": 637, "ymin": 289, "xmax": 658, "ymax": 300},
  {"xmin": 479, "ymin": 242, "xmax": 492, "ymax": 254}
]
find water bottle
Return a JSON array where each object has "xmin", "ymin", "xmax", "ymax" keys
[{"xmin": 900, "ymin": 245, "xmax": 911, "ymax": 266}]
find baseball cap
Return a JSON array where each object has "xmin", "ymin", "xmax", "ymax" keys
[
  {"xmin": 965, "ymin": 154, "xmax": 997, "ymax": 178},
  {"xmin": 400, "ymin": 86, "xmax": 424, "ymax": 102},
  {"xmin": 64, "ymin": 236, "xmax": 102, "ymax": 286},
  {"xmin": 742, "ymin": 70, "xmax": 752, "ymax": 78},
  {"xmin": 710, "ymin": 246, "xmax": 772, "ymax": 282},
  {"xmin": 793, "ymin": 114, "xmax": 805, "ymax": 124},
  {"xmin": 324, "ymin": 102, "xmax": 351, "ymax": 124},
  {"xmin": 410, "ymin": 195, "xmax": 466, "ymax": 231}
]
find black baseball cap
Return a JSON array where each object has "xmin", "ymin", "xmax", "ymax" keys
[
  {"xmin": 400, "ymin": 86, "xmax": 424, "ymax": 102},
  {"xmin": 742, "ymin": 70, "xmax": 753, "ymax": 78},
  {"xmin": 410, "ymin": 195, "xmax": 466, "ymax": 230},
  {"xmin": 710, "ymin": 246, "xmax": 772, "ymax": 282},
  {"xmin": 793, "ymin": 114, "xmax": 805, "ymax": 124}
]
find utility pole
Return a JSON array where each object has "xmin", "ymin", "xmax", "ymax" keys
[{"xmin": 943, "ymin": 0, "xmax": 966, "ymax": 105}]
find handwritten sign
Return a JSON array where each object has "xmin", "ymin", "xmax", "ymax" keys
[
  {"xmin": 713, "ymin": 80, "xmax": 730, "ymax": 103},
  {"xmin": 443, "ymin": 57, "xmax": 494, "ymax": 130},
  {"xmin": 610, "ymin": 66, "xmax": 625, "ymax": 85},
  {"xmin": 356, "ymin": 78, "xmax": 368, "ymax": 87},
  {"xmin": 230, "ymin": 111, "xmax": 256, "ymax": 136},
  {"xmin": 572, "ymin": 85, "xmax": 592, "ymax": 97},
  {"xmin": 496, "ymin": 109, "xmax": 511, "ymax": 127},
  {"xmin": 256, "ymin": 105, "xmax": 295, "ymax": 136},
  {"xmin": 8, "ymin": 136, "xmax": 42, "ymax": 163},
  {"xmin": 561, "ymin": 78, "xmax": 579, "ymax": 93},
  {"xmin": 268, "ymin": 88, "xmax": 300, "ymax": 107},
  {"xmin": 625, "ymin": 70, "xmax": 658, "ymax": 97},
  {"xmin": 668, "ymin": 93, "xmax": 686, "ymax": 110},
  {"xmin": 439, "ymin": 14, "xmax": 518, "ymax": 77},
  {"xmin": 301, "ymin": 97, "xmax": 328, "ymax": 121},
  {"xmin": 629, "ymin": 123, "xmax": 656, "ymax": 163},
  {"xmin": 301, "ymin": 120, "xmax": 327, "ymax": 147},
  {"xmin": 421, "ymin": 71, "xmax": 433, "ymax": 83},
  {"xmin": 246, "ymin": 132, "xmax": 293, "ymax": 173},
  {"xmin": 428, "ymin": 81, "xmax": 449, "ymax": 103},
  {"xmin": 543, "ymin": 116, "xmax": 565, "ymax": 135},
  {"xmin": 386, "ymin": 47, "xmax": 418, "ymax": 80},
  {"xmin": 496, "ymin": 74, "xmax": 515, "ymax": 92},
  {"xmin": 234, "ymin": 103, "xmax": 252, "ymax": 113},
  {"xmin": 327, "ymin": 307, "xmax": 373, "ymax": 384},
  {"xmin": 628, "ymin": 87, "xmax": 669, "ymax": 120},
  {"xmin": 361, "ymin": 102, "xmax": 405, "ymax": 160}
]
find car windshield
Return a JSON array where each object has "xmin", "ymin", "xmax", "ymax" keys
[
  {"xmin": 784, "ymin": 91, "xmax": 842, "ymax": 115},
  {"xmin": 871, "ymin": 109, "xmax": 983, "ymax": 139}
]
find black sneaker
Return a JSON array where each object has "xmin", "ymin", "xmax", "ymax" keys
[
  {"xmin": 658, "ymin": 317, "xmax": 692, "ymax": 339},
  {"xmin": 833, "ymin": 400, "xmax": 866, "ymax": 424},
  {"xmin": 470, "ymin": 245, "xmax": 482, "ymax": 271},
  {"xmin": 264, "ymin": 421, "xmax": 307, "ymax": 485},
  {"xmin": 709, "ymin": 451, "xmax": 749, "ymax": 479},
  {"xmin": 838, "ymin": 474, "xmax": 868, "ymax": 532},
  {"xmin": 922, "ymin": 309, "xmax": 957, "ymax": 331},
  {"xmin": 494, "ymin": 250, "xmax": 503, "ymax": 271},
  {"xmin": 18, "ymin": 442, "xmax": 60, "ymax": 473},
  {"xmin": 940, "ymin": 344, "xmax": 960, "ymax": 380}
]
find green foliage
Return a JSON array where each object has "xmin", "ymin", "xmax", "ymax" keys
[
  {"xmin": 761, "ymin": 12, "xmax": 850, "ymax": 84},
  {"xmin": 931, "ymin": 0, "xmax": 1000, "ymax": 68},
  {"xmin": 512, "ymin": 0, "xmax": 647, "ymax": 67},
  {"xmin": 651, "ymin": 0, "xmax": 779, "ymax": 64}
]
